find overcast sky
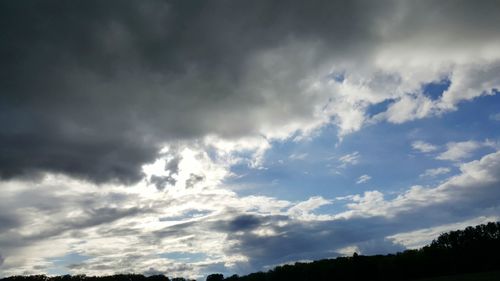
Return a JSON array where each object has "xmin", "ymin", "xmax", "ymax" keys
[{"xmin": 1, "ymin": 0, "xmax": 500, "ymax": 279}]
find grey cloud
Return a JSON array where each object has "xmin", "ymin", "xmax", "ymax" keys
[
  {"xmin": 73, "ymin": 148, "xmax": 500, "ymax": 275},
  {"xmin": 149, "ymin": 156, "xmax": 182, "ymax": 189},
  {"xmin": 68, "ymin": 262, "xmax": 115, "ymax": 272},
  {"xmin": 0, "ymin": 183, "xmax": 153, "ymax": 266},
  {"xmin": 151, "ymin": 221, "xmax": 198, "ymax": 242},
  {"xmin": 3, "ymin": 1, "xmax": 498, "ymax": 183},
  {"xmin": 165, "ymin": 156, "xmax": 182, "ymax": 177},
  {"xmin": 2, "ymin": 147, "xmax": 499, "ymax": 276},
  {"xmin": 212, "ymin": 215, "xmax": 265, "ymax": 233},
  {"xmin": 69, "ymin": 255, "xmax": 196, "ymax": 277},
  {"xmin": 392, "ymin": 152, "xmax": 499, "ymax": 221},
  {"xmin": 219, "ymin": 212, "xmax": 478, "ymax": 273},
  {"xmin": 94, "ymin": 226, "xmax": 142, "ymax": 238},
  {"xmin": 150, "ymin": 175, "xmax": 176, "ymax": 190},
  {"xmin": 24, "ymin": 207, "xmax": 148, "ymax": 242},
  {"xmin": 0, "ymin": 212, "xmax": 20, "ymax": 234},
  {"xmin": 151, "ymin": 214, "xmax": 398, "ymax": 273},
  {"xmin": 185, "ymin": 174, "xmax": 204, "ymax": 189},
  {"xmin": 228, "ymin": 215, "xmax": 262, "ymax": 232},
  {"xmin": 356, "ymin": 238, "xmax": 406, "ymax": 255},
  {"xmin": 70, "ymin": 207, "xmax": 145, "ymax": 229},
  {"xmin": 143, "ymin": 268, "xmax": 164, "ymax": 277},
  {"xmin": 208, "ymin": 152, "xmax": 500, "ymax": 272},
  {"xmin": 1, "ymin": 0, "xmax": 369, "ymax": 183},
  {"xmin": 264, "ymin": 151, "xmax": 497, "ymax": 270},
  {"xmin": 212, "ymin": 215, "xmax": 406, "ymax": 272},
  {"xmin": 1, "ymin": 1, "xmax": 500, "ymax": 276}
]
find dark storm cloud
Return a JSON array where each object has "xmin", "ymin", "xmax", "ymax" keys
[
  {"xmin": 0, "ymin": 0, "xmax": 386, "ymax": 184},
  {"xmin": 212, "ymin": 214, "xmax": 265, "ymax": 232},
  {"xmin": 1, "ymin": 0, "xmax": 500, "ymax": 184}
]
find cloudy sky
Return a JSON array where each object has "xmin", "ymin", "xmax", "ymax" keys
[{"xmin": 1, "ymin": 0, "xmax": 500, "ymax": 279}]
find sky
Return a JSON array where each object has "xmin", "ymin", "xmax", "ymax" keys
[{"xmin": 1, "ymin": 0, "xmax": 500, "ymax": 280}]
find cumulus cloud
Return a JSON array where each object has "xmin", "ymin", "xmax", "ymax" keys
[
  {"xmin": 384, "ymin": 95, "xmax": 435, "ymax": 124},
  {"xmin": 439, "ymin": 64, "xmax": 500, "ymax": 109},
  {"xmin": 287, "ymin": 196, "xmax": 332, "ymax": 220},
  {"xmin": 341, "ymin": 150, "xmax": 500, "ymax": 220},
  {"xmin": 419, "ymin": 167, "xmax": 451, "ymax": 178},
  {"xmin": 0, "ymin": 1, "xmax": 499, "ymax": 183},
  {"xmin": 412, "ymin": 141, "xmax": 438, "ymax": 153},
  {"xmin": 356, "ymin": 175, "xmax": 372, "ymax": 184}
]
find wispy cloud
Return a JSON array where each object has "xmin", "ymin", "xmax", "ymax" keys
[
  {"xmin": 356, "ymin": 174, "xmax": 372, "ymax": 184},
  {"xmin": 338, "ymin": 151, "xmax": 360, "ymax": 168},
  {"xmin": 419, "ymin": 167, "xmax": 451, "ymax": 178},
  {"xmin": 289, "ymin": 153, "xmax": 308, "ymax": 160},
  {"xmin": 490, "ymin": 113, "xmax": 500, "ymax": 121}
]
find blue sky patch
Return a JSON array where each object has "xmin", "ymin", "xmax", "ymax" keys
[{"xmin": 422, "ymin": 78, "xmax": 451, "ymax": 100}]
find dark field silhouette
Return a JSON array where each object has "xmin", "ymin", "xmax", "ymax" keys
[{"xmin": 2, "ymin": 222, "xmax": 499, "ymax": 281}]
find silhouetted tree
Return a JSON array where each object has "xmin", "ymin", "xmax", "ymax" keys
[
  {"xmin": 146, "ymin": 275, "xmax": 169, "ymax": 281},
  {"xmin": 206, "ymin": 274, "xmax": 223, "ymax": 281}
]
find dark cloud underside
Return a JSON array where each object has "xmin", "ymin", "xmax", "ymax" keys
[
  {"xmin": 0, "ymin": 0, "xmax": 371, "ymax": 183},
  {"xmin": 1, "ymin": 0, "xmax": 499, "ymax": 183}
]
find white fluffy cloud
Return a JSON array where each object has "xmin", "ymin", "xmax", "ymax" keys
[
  {"xmin": 412, "ymin": 141, "xmax": 438, "ymax": 153},
  {"xmin": 436, "ymin": 141, "xmax": 484, "ymax": 161}
]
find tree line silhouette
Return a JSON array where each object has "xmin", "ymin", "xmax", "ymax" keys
[
  {"xmin": 2, "ymin": 222, "xmax": 499, "ymax": 281},
  {"xmin": 217, "ymin": 221, "xmax": 500, "ymax": 281}
]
